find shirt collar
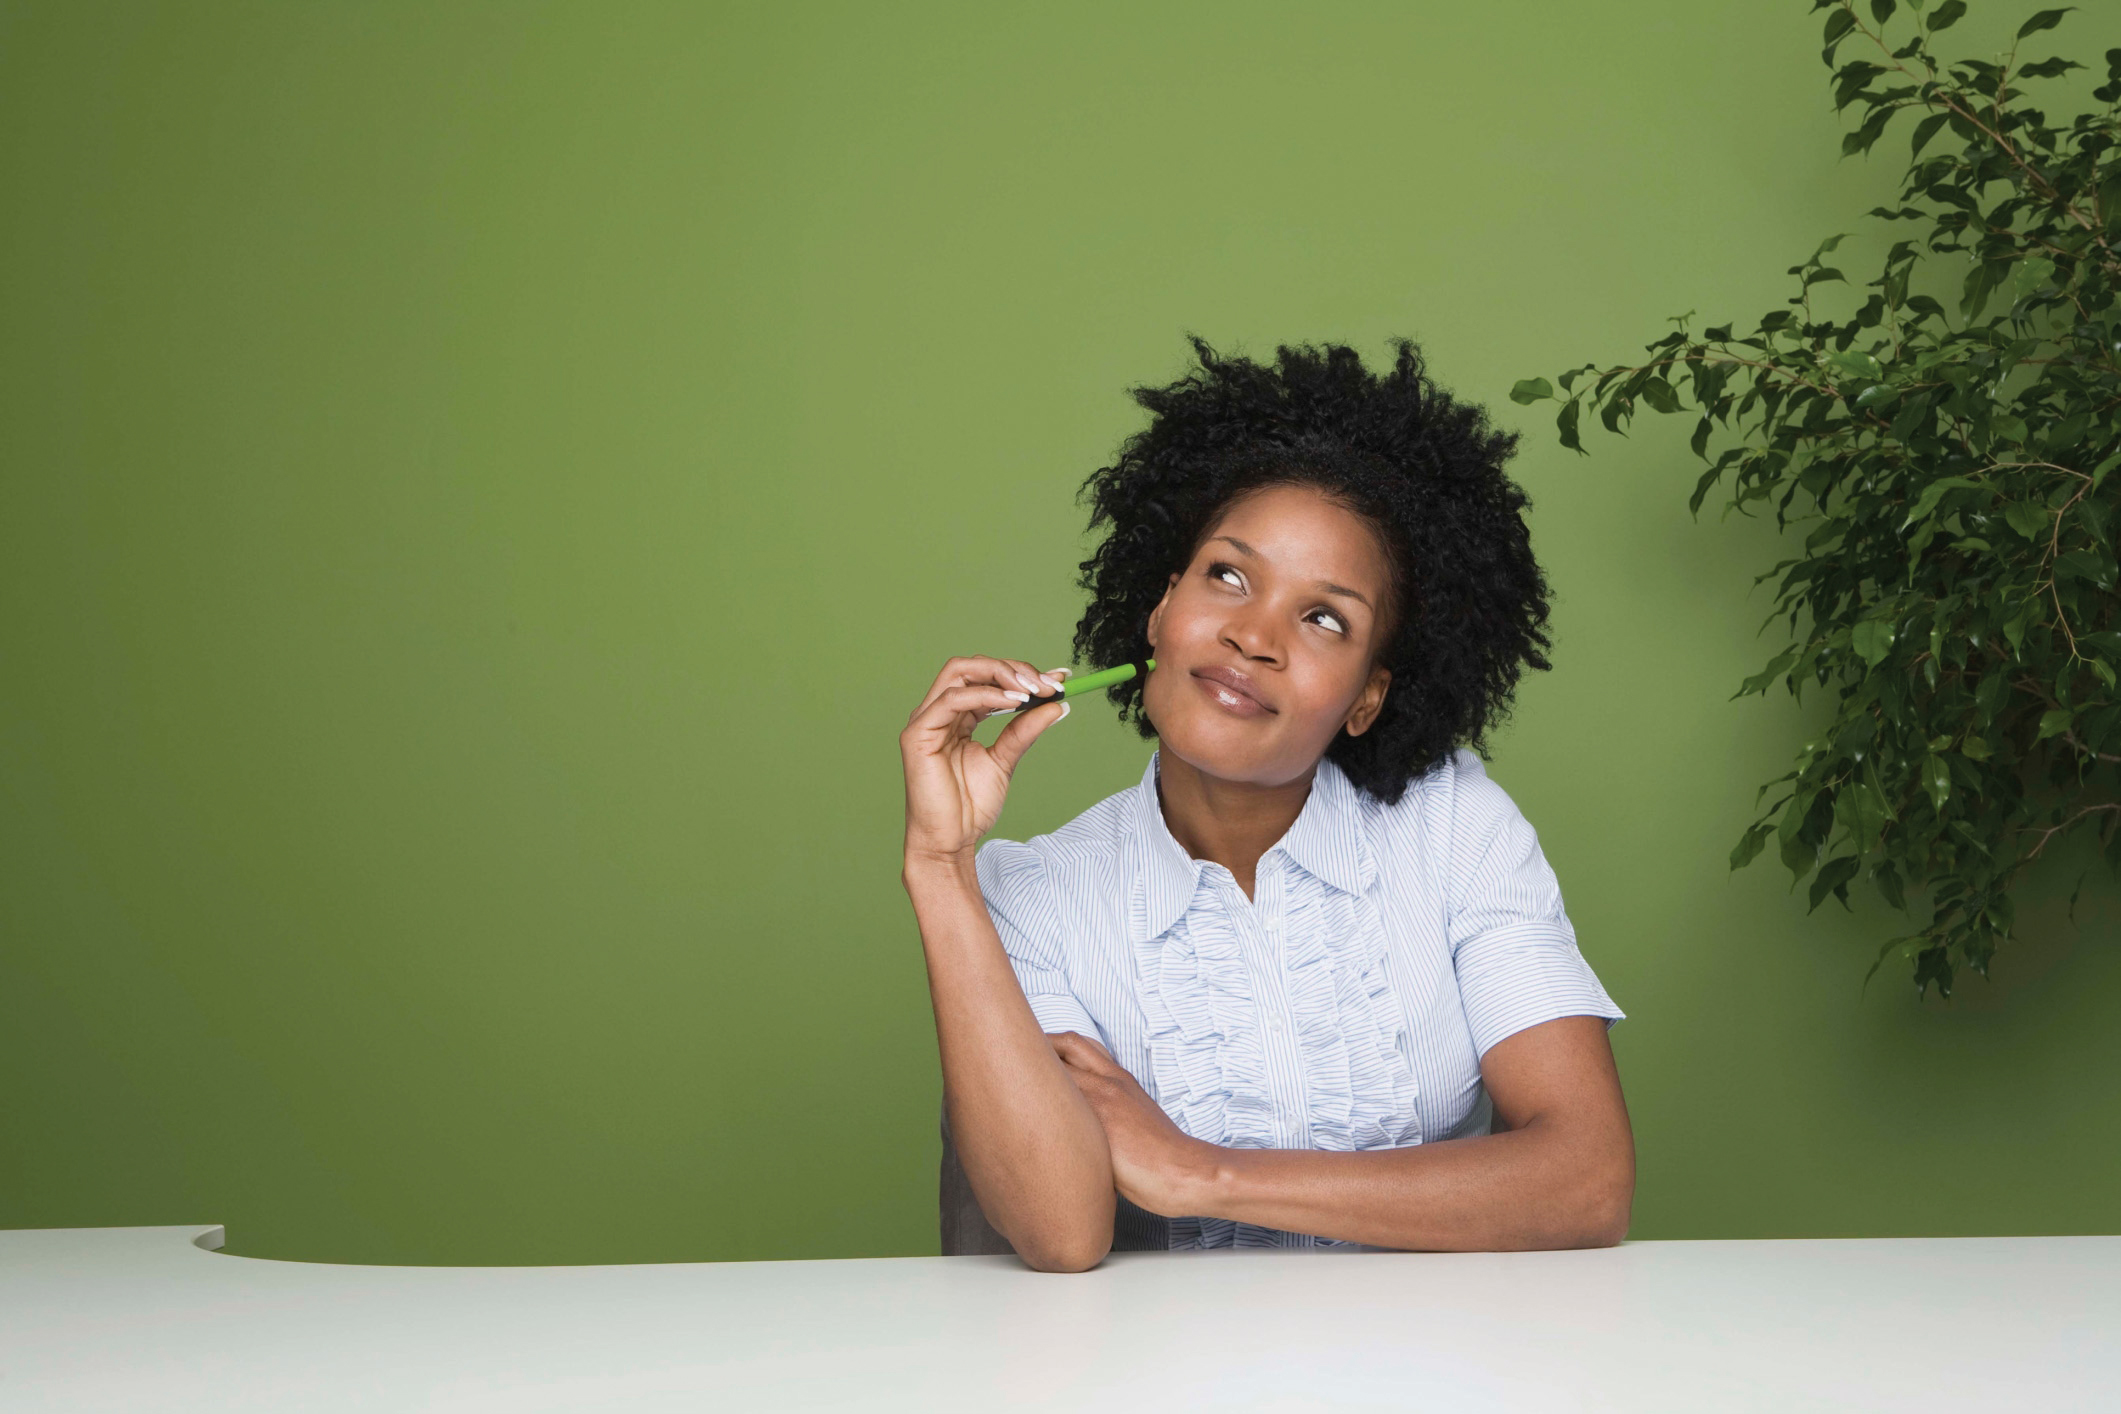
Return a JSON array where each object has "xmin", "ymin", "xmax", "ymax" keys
[
  {"xmin": 1276, "ymin": 755, "xmax": 1375, "ymax": 898},
  {"xmin": 1124, "ymin": 751, "xmax": 1375, "ymax": 943},
  {"xmin": 1127, "ymin": 753, "xmax": 1203, "ymax": 944}
]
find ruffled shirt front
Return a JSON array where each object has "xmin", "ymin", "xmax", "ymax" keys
[{"xmin": 975, "ymin": 749, "xmax": 1624, "ymax": 1250}]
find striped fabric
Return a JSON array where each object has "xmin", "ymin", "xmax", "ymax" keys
[{"xmin": 975, "ymin": 748, "xmax": 1624, "ymax": 1250}]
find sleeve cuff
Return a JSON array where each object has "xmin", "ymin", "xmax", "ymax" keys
[
  {"xmin": 1455, "ymin": 924, "xmax": 1625, "ymax": 1058},
  {"xmin": 1024, "ymin": 989, "xmax": 1099, "ymax": 1042}
]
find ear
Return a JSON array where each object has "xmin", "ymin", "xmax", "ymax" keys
[
  {"xmin": 1343, "ymin": 663, "xmax": 1392, "ymax": 738},
  {"xmin": 1145, "ymin": 572, "xmax": 1180, "ymax": 651}
]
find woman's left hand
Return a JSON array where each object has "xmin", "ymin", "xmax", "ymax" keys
[{"xmin": 1050, "ymin": 1032, "xmax": 1217, "ymax": 1219}]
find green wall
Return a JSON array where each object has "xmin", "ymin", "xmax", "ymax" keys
[{"xmin": 4, "ymin": 1, "xmax": 2115, "ymax": 1265}]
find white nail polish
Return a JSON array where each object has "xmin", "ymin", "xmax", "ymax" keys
[
  {"xmin": 1056, "ymin": 701, "xmax": 1071, "ymax": 720},
  {"xmin": 1005, "ymin": 690, "xmax": 1029, "ymax": 702}
]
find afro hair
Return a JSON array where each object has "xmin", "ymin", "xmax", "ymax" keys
[{"xmin": 1073, "ymin": 337, "xmax": 1551, "ymax": 804}]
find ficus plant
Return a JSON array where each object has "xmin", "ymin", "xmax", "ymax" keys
[{"xmin": 1516, "ymin": 0, "xmax": 2121, "ymax": 997}]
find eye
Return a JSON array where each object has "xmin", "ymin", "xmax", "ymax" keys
[
  {"xmin": 1307, "ymin": 608, "xmax": 1348, "ymax": 636},
  {"xmin": 1207, "ymin": 560, "xmax": 1246, "ymax": 591}
]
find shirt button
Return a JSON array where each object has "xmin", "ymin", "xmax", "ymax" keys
[{"xmin": 1269, "ymin": 1018, "xmax": 1285, "ymax": 1034}]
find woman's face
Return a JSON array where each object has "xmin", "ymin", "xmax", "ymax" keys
[{"xmin": 1142, "ymin": 482, "xmax": 1395, "ymax": 789}]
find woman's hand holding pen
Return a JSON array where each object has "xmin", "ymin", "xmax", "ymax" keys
[
  {"xmin": 901, "ymin": 656, "xmax": 1070, "ymax": 867},
  {"xmin": 901, "ymin": 661, "xmax": 1113, "ymax": 1272}
]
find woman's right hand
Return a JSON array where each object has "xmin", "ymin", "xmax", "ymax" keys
[{"xmin": 901, "ymin": 656, "xmax": 1071, "ymax": 867}]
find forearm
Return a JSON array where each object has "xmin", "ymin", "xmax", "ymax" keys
[
  {"xmin": 1174, "ymin": 1118, "xmax": 1633, "ymax": 1252},
  {"xmin": 905, "ymin": 854, "xmax": 1115, "ymax": 1271}
]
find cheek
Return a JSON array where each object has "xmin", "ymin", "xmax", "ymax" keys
[
  {"xmin": 1292, "ymin": 655, "xmax": 1378, "ymax": 730},
  {"xmin": 1156, "ymin": 583, "xmax": 1233, "ymax": 652}
]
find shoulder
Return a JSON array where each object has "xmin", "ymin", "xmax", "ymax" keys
[
  {"xmin": 1370, "ymin": 748, "xmax": 1524, "ymax": 847},
  {"xmin": 975, "ymin": 774, "xmax": 1139, "ymax": 910}
]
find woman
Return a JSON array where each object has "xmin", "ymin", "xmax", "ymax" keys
[{"xmin": 900, "ymin": 339, "xmax": 1631, "ymax": 1272}]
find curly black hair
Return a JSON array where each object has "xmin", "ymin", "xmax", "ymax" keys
[{"xmin": 1073, "ymin": 337, "xmax": 1551, "ymax": 804}]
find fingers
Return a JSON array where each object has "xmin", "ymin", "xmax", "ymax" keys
[
  {"xmin": 985, "ymin": 696, "xmax": 1069, "ymax": 776},
  {"xmin": 903, "ymin": 684, "xmax": 1030, "ymax": 746},
  {"xmin": 1048, "ymin": 1031, "xmax": 1117, "ymax": 1070},
  {"xmin": 915, "ymin": 656, "xmax": 1067, "ymax": 718}
]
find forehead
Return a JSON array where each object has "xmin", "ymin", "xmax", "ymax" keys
[{"xmin": 1201, "ymin": 484, "xmax": 1392, "ymax": 588}]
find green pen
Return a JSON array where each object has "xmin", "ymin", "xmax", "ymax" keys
[{"xmin": 1010, "ymin": 658, "xmax": 1155, "ymax": 713}]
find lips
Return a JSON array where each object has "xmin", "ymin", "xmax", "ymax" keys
[{"xmin": 1190, "ymin": 665, "xmax": 1275, "ymax": 717}]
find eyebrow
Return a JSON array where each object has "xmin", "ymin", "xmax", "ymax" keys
[{"xmin": 1208, "ymin": 535, "xmax": 1374, "ymax": 611}]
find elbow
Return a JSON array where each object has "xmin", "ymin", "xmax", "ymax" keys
[
  {"xmin": 1574, "ymin": 1155, "xmax": 1635, "ymax": 1249},
  {"xmin": 1580, "ymin": 1195, "xmax": 1631, "ymax": 1249},
  {"xmin": 1014, "ymin": 1232, "xmax": 1111, "ymax": 1273},
  {"xmin": 1006, "ymin": 1205, "xmax": 1113, "ymax": 1273}
]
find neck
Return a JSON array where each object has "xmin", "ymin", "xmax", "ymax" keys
[{"xmin": 1154, "ymin": 750, "xmax": 1316, "ymax": 901}]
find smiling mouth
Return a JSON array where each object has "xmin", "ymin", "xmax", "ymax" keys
[{"xmin": 1190, "ymin": 666, "xmax": 1275, "ymax": 717}]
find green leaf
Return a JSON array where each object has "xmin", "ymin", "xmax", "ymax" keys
[
  {"xmin": 1510, "ymin": 378, "xmax": 1554, "ymax": 404},
  {"xmin": 1910, "ymin": 111, "xmax": 1949, "ymax": 155},
  {"xmin": 2044, "ymin": 411, "xmax": 2090, "ymax": 456},
  {"xmin": 2054, "ymin": 550, "xmax": 2116, "ymax": 590},
  {"xmin": 2018, "ymin": 56, "xmax": 2083, "ymax": 79},
  {"xmin": 2012, "ymin": 257, "xmax": 2056, "ymax": 299},
  {"xmin": 2003, "ymin": 600, "xmax": 2036, "ymax": 651},
  {"xmin": 2016, "ymin": 7, "xmax": 2071, "ymax": 40},
  {"xmin": 1730, "ymin": 823, "xmax": 1772, "ymax": 871},
  {"xmin": 1688, "ymin": 461, "xmax": 1723, "ymax": 515},
  {"xmin": 2038, "ymin": 709, "xmax": 2073, "ymax": 740},
  {"xmin": 1851, "ymin": 618, "xmax": 1898, "ymax": 666},
  {"xmin": 1779, "ymin": 784, "xmax": 1817, "ymax": 844},
  {"xmin": 1836, "ymin": 776, "xmax": 1891, "ymax": 853},
  {"xmin": 2002, "ymin": 501, "xmax": 2050, "ymax": 541},
  {"xmin": 1556, "ymin": 398, "xmax": 1583, "ymax": 453},
  {"xmin": 1809, "ymin": 855, "xmax": 1862, "ymax": 913},
  {"xmin": 1976, "ymin": 671, "xmax": 2010, "ymax": 719},
  {"xmin": 1925, "ymin": 0, "xmax": 1967, "ymax": 30},
  {"xmin": 1961, "ymin": 735, "xmax": 1992, "ymax": 760},
  {"xmin": 1923, "ymin": 753, "xmax": 1951, "ymax": 811},
  {"xmin": 1873, "ymin": 863, "xmax": 1906, "ymax": 912},
  {"xmin": 1823, "ymin": 8, "xmax": 1857, "ymax": 53},
  {"xmin": 1826, "ymin": 349, "xmax": 1885, "ymax": 381},
  {"xmin": 1960, "ymin": 261, "xmax": 1999, "ymax": 321},
  {"xmin": 1901, "ymin": 475, "xmax": 1978, "ymax": 529},
  {"xmin": 1736, "ymin": 645, "xmax": 1800, "ymax": 698},
  {"xmin": 1780, "ymin": 828, "xmax": 1819, "ymax": 882}
]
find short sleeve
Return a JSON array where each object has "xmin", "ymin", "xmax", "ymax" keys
[
  {"xmin": 973, "ymin": 839, "xmax": 1100, "ymax": 1041},
  {"xmin": 1442, "ymin": 756, "xmax": 1625, "ymax": 1057}
]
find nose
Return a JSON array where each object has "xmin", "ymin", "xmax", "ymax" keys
[{"xmin": 1220, "ymin": 602, "xmax": 1283, "ymax": 666}]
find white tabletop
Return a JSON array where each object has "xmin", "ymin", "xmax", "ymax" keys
[{"xmin": 4, "ymin": 1224, "xmax": 2116, "ymax": 1411}]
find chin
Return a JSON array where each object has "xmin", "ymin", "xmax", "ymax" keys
[{"xmin": 1146, "ymin": 700, "xmax": 1312, "ymax": 789}]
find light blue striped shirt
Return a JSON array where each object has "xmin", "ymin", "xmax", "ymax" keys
[{"xmin": 975, "ymin": 748, "xmax": 1624, "ymax": 1250}]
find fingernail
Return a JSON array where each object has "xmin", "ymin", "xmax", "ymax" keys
[
  {"xmin": 1015, "ymin": 673, "xmax": 1041, "ymax": 694},
  {"xmin": 1056, "ymin": 701, "xmax": 1070, "ymax": 721},
  {"xmin": 1004, "ymin": 690, "xmax": 1029, "ymax": 702},
  {"xmin": 1040, "ymin": 674, "xmax": 1066, "ymax": 693},
  {"xmin": 1049, "ymin": 667, "xmax": 1072, "ymax": 680}
]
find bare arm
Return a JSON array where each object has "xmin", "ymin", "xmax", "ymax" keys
[
  {"xmin": 1053, "ymin": 1014, "xmax": 1632, "ymax": 1251},
  {"xmin": 900, "ymin": 657, "xmax": 1115, "ymax": 1272}
]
